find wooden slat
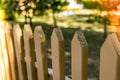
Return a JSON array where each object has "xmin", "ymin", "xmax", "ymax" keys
[
  {"xmin": 23, "ymin": 24, "xmax": 37, "ymax": 80},
  {"xmin": 34, "ymin": 26, "xmax": 48, "ymax": 80},
  {"xmin": 0, "ymin": 22, "xmax": 6, "ymax": 80},
  {"xmin": 100, "ymin": 33, "xmax": 120, "ymax": 80},
  {"xmin": 111, "ymin": 33, "xmax": 120, "ymax": 80},
  {"xmin": 13, "ymin": 24, "xmax": 27, "ymax": 80},
  {"xmin": 51, "ymin": 28, "xmax": 65, "ymax": 80},
  {"xmin": 115, "ymin": 32, "xmax": 120, "ymax": 56},
  {"xmin": 0, "ymin": 22, "xmax": 12, "ymax": 80},
  {"xmin": 71, "ymin": 31, "xmax": 88, "ymax": 80},
  {"xmin": 0, "ymin": 37, "xmax": 6, "ymax": 80},
  {"xmin": 5, "ymin": 22, "xmax": 19, "ymax": 80}
]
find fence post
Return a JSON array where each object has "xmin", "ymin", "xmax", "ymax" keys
[
  {"xmin": 13, "ymin": 24, "xmax": 27, "ymax": 80},
  {"xmin": 23, "ymin": 24, "xmax": 37, "ymax": 80},
  {"xmin": 5, "ymin": 22, "xmax": 19, "ymax": 80},
  {"xmin": 51, "ymin": 28, "xmax": 65, "ymax": 80},
  {"xmin": 34, "ymin": 26, "xmax": 48, "ymax": 80},
  {"xmin": 0, "ymin": 22, "xmax": 12, "ymax": 80},
  {"xmin": 71, "ymin": 31, "xmax": 88, "ymax": 80},
  {"xmin": 100, "ymin": 33, "xmax": 120, "ymax": 80}
]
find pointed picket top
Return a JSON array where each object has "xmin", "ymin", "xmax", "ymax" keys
[
  {"xmin": 34, "ymin": 26, "xmax": 48, "ymax": 80},
  {"xmin": 13, "ymin": 24, "xmax": 27, "ymax": 80},
  {"xmin": 5, "ymin": 22, "xmax": 19, "ymax": 80},
  {"xmin": 71, "ymin": 30, "xmax": 88, "ymax": 80},
  {"xmin": 72, "ymin": 30, "xmax": 88, "ymax": 47},
  {"xmin": 5, "ymin": 22, "xmax": 12, "ymax": 32},
  {"xmin": 34, "ymin": 26, "xmax": 46, "ymax": 44},
  {"xmin": 23, "ymin": 24, "xmax": 33, "ymax": 55},
  {"xmin": 24, "ymin": 24, "xmax": 33, "ymax": 38},
  {"xmin": 13, "ymin": 24, "xmax": 22, "ymax": 56},
  {"xmin": 51, "ymin": 28, "xmax": 65, "ymax": 80},
  {"xmin": 34, "ymin": 26, "xmax": 46, "ymax": 54},
  {"xmin": 51, "ymin": 28, "xmax": 64, "ymax": 42},
  {"xmin": 23, "ymin": 24, "xmax": 37, "ymax": 80},
  {"xmin": 100, "ymin": 33, "xmax": 120, "ymax": 80}
]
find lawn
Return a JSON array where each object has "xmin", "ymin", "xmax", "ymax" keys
[{"xmin": 16, "ymin": 10, "xmax": 114, "ymax": 79}]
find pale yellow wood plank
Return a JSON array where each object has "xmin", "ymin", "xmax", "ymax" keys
[
  {"xmin": 71, "ymin": 31, "xmax": 88, "ymax": 80},
  {"xmin": 100, "ymin": 33, "xmax": 120, "ymax": 80},
  {"xmin": 13, "ymin": 24, "xmax": 27, "ymax": 80},
  {"xmin": 5, "ymin": 22, "xmax": 19, "ymax": 80},
  {"xmin": 0, "ymin": 22, "xmax": 6, "ymax": 80},
  {"xmin": 0, "ymin": 22, "xmax": 12, "ymax": 80},
  {"xmin": 23, "ymin": 24, "xmax": 37, "ymax": 80},
  {"xmin": 111, "ymin": 33, "xmax": 120, "ymax": 80},
  {"xmin": 0, "ymin": 37, "xmax": 6, "ymax": 80},
  {"xmin": 34, "ymin": 26, "xmax": 48, "ymax": 80},
  {"xmin": 51, "ymin": 28, "xmax": 65, "ymax": 80}
]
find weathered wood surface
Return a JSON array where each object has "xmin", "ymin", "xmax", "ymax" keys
[
  {"xmin": 13, "ymin": 24, "xmax": 27, "ymax": 80},
  {"xmin": 23, "ymin": 24, "xmax": 37, "ymax": 80},
  {"xmin": 51, "ymin": 28, "xmax": 65, "ymax": 80},
  {"xmin": 5, "ymin": 22, "xmax": 19, "ymax": 80},
  {"xmin": 71, "ymin": 31, "xmax": 88, "ymax": 80},
  {"xmin": 34, "ymin": 26, "xmax": 48, "ymax": 80},
  {"xmin": 100, "ymin": 33, "xmax": 120, "ymax": 80}
]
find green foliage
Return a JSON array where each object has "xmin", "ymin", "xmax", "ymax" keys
[
  {"xmin": 84, "ymin": 1, "xmax": 102, "ymax": 10},
  {"xmin": 78, "ymin": 0, "xmax": 103, "ymax": 10},
  {"xmin": 36, "ymin": 0, "xmax": 67, "ymax": 15},
  {"xmin": 15, "ymin": 1, "xmax": 36, "ymax": 15},
  {"xmin": 0, "ymin": 0, "xmax": 16, "ymax": 20}
]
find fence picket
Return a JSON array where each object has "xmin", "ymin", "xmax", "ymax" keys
[
  {"xmin": 13, "ymin": 24, "xmax": 27, "ymax": 80},
  {"xmin": 51, "ymin": 28, "xmax": 65, "ymax": 80},
  {"xmin": 0, "ymin": 22, "xmax": 12, "ymax": 80},
  {"xmin": 100, "ymin": 33, "xmax": 120, "ymax": 80},
  {"xmin": 34, "ymin": 26, "xmax": 48, "ymax": 80},
  {"xmin": 5, "ymin": 22, "xmax": 19, "ymax": 80},
  {"xmin": 0, "ymin": 24, "xmax": 6, "ymax": 80},
  {"xmin": 71, "ymin": 31, "xmax": 88, "ymax": 80},
  {"xmin": 23, "ymin": 24, "xmax": 37, "ymax": 80}
]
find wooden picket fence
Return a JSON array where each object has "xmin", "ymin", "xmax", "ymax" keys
[{"xmin": 0, "ymin": 22, "xmax": 120, "ymax": 80}]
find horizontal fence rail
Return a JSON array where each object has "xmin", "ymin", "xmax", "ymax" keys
[{"xmin": 0, "ymin": 22, "xmax": 120, "ymax": 80}]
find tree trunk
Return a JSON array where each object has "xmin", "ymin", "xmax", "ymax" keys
[{"xmin": 52, "ymin": 11, "xmax": 57, "ymax": 28}]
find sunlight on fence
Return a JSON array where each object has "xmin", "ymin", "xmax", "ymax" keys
[
  {"xmin": 0, "ymin": 21, "xmax": 11, "ymax": 80},
  {"xmin": 0, "ymin": 22, "xmax": 120, "ymax": 80}
]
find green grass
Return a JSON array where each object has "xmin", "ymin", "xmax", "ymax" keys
[{"xmin": 16, "ymin": 11, "xmax": 112, "ymax": 79}]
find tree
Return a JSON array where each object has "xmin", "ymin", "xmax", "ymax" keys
[
  {"xmin": 100, "ymin": 0, "xmax": 120, "ymax": 26},
  {"xmin": 36, "ymin": 0, "xmax": 67, "ymax": 27},
  {"xmin": 100, "ymin": 0, "xmax": 120, "ymax": 10},
  {"xmin": 16, "ymin": 0, "xmax": 36, "ymax": 25}
]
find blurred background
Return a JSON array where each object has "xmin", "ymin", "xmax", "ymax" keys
[{"xmin": 1, "ymin": 0, "xmax": 120, "ymax": 80}]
